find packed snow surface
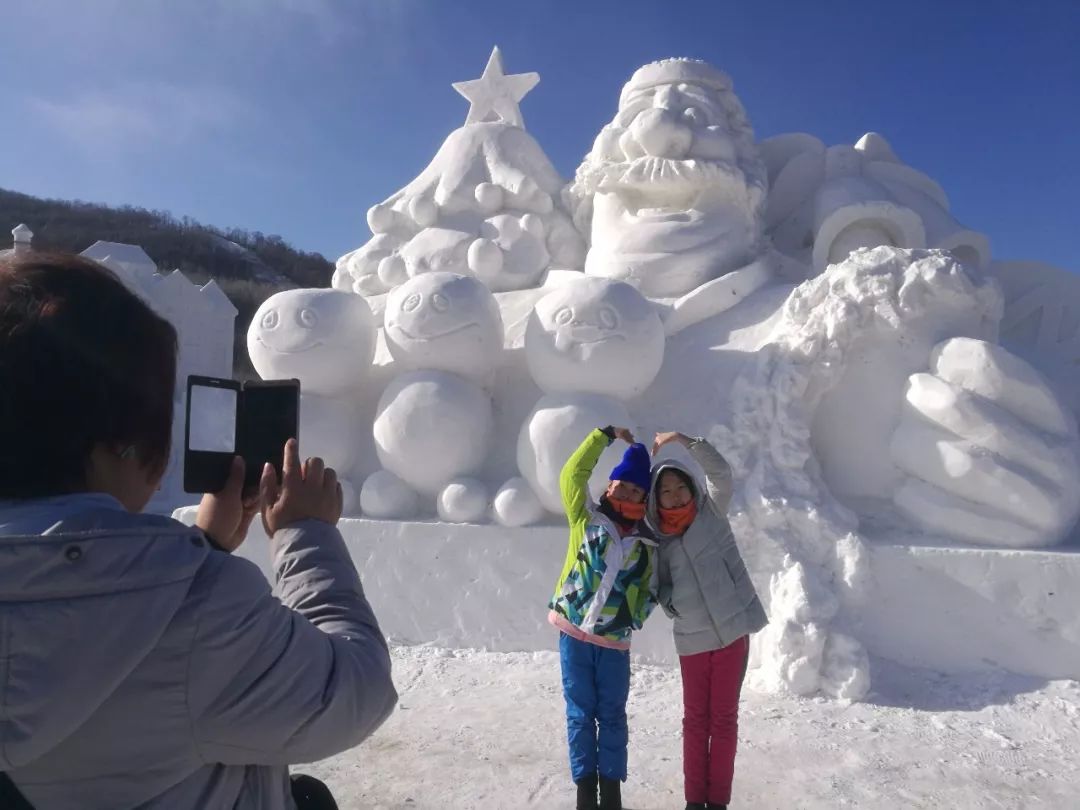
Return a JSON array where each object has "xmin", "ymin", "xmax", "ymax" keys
[{"xmin": 301, "ymin": 645, "xmax": 1080, "ymax": 809}]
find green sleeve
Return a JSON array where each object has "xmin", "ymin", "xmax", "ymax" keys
[{"xmin": 559, "ymin": 428, "xmax": 614, "ymax": 527}]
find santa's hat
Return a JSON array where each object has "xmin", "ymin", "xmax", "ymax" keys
[{"xmin": 619, "ymin": 58, "xmax": 733, "ymax": 108}]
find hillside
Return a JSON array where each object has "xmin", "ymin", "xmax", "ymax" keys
[{"xmin": 0, "ymin": 187, "xmax": 336, "ymax": 376}]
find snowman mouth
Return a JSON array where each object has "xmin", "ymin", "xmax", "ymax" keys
[
  {"xmin": 390, "ymin": 322, "xmax": 479, "ymax": 342},
  {"xmin": 258, "ymin": 337, "xmax": 324, "ymax": 355},
  {"xmin": 553, "ymin": 329, "xmax": 625, "ymax": 353}
]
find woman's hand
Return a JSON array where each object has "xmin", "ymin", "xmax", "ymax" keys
[
  {"xmin": 611, "ymin": 426, "xmax": 636, "ymax": 444},
  {"xmin": 652, "ymin": 430, "xmax": 691, "ymax": 456},
  {"xmin": 195, "ymin": 456, "xmax": 260, "ymax": 552},
  {"xmin": 260, "ymin": 438, "xmax": 343, "ymax": 537}
]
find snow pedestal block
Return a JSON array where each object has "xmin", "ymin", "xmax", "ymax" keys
[
  {"xmin": 173, "ymin": 507, "xmax": 1080, "ymax": 682},
  {"xmin": 857, "ymin": 539, "xmax": 1080, "ymax": 679}
]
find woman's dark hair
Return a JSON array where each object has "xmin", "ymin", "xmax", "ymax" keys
[
  {"xmin": 658, "ymin": 466, "xmax": 695, "ymax": 494},
  {"xmin": 0, "ymin": 251, "xmax": 178, "ymax": 497}
]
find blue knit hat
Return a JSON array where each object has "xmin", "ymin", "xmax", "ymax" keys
[{"xmin": 609, "ymin": 443, "xmax": 652, "ymax": 493}]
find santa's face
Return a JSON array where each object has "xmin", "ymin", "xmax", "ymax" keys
[
  {"xmin": 576, "ymin": 76, "xmax": 765, "ymax": 298},
  {"xmin": 525, "ymin": 277, "xmax": 665, "ymax": 400},
  {"xmin": 247, "ymin": 289, "xmax": 376, "ymax": 396},
  {"xmin": 384, "ymin": 271, "xmax": 504, "ymax": 380}
]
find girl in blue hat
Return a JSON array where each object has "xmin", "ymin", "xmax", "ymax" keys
[{"xmin": 548, "ymin": 426, "xmax": 659, "ymax": 810}]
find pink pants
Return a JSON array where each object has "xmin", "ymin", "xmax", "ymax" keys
[{"xmin": 678, "ymin": 635, "xmax": 750, "ymax": 806}]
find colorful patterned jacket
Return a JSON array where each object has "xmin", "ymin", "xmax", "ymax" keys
[{"xmin": 547, "ymin": 428, "xmax": 658, "ymax": 650}]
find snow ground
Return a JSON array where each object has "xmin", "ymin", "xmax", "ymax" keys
[{"xmin": 302, "ymin": 645, "xmax": 1080, "ymax": 810}]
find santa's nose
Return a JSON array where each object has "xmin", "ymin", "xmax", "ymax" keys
[{"xmin": 630, "ymin": 107, "xmax": 692, "ymax": 159}]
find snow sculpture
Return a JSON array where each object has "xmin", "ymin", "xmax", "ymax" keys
[
  {"xmin": 565, "ymin": 58, "xmax": 774, "ymax": 335},
  {"xmin": 333, "ymin": 47, "xmax": 584, "ymax": 296},
  {"xmin": 384, "ymin": 271, "xmax": 504, "ymax": 384},
  {"xmin": 892, "ymin": 338, "xmax": 1080, "ymax": 547},
  {"xmin": 248, "ymin": 288, "xmax": 377, "ymax": 396},
  {"xmin": 514, "ymin": 277, "xmax": 665, "ymax": 516},
  {"xmin": 761, "ymin": 131, "xmax": 990, "ymax": 276},
  {"xmin": 365, "ymin": 272, "xmax": 504, "ymax": 521},
  {"xmin": 717, "ymin": 246, "xmax": 1080, "ymax": 699},
  {"xmin": 269, "ymin": 51, "xmax": 1080, "ymax": 700},
  {"xmin": 558, "ymin": 60, "xmax": 1079, "ymax": 701},
  {"xmin": 247, "ymin": 288, "xmax": 376, "ymax": 512}
]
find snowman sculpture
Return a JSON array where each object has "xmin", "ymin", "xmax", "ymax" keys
[
  {"xmin": 247, "ymin": 288, "xmax": 377, "ymax": 513},
  {"xmin": 498, "ymin": 277, "xmax": 665, "ymax": 526},
  {"xmin": 362, "ymin": 271, "xmax": 505, "ymax": 521}
]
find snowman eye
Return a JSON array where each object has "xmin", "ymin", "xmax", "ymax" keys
[
  {"xmin": 261, "ymin": 310, "xmax": 279, "ymax": 330},
  {"xmin": 598, "ymin": 306, "xmax": 618, "ymax": 329},
  {"xmin": 683, "ymin": 106, "xmax": 705, "ymax": 125},
  {"xmin": 298, "ymin": 308, "xmax": 318, "ymax": 328},
  {"xmin": 431, "ymin": 293, "xmax": 450, "ymax": 313},
  {"xmin": 402, "ymin": 293, "xmax": 422, "ymax": 312},
  {"xmin": 554, "ymin": 307, "xmax": 573, "ymax": 326}
]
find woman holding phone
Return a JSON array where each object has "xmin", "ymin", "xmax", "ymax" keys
[{"xmin": 0, "ymin": 252, "xmax": 396, "ymax": 809}]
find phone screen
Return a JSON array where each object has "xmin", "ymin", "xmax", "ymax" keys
[
  {"xmin": 188, "ymin": 384, "xmax": 238, "ymax": 452},
  {"xmin": 239, "ymin": 381, "xmax": 299, "ymax": 490},
  {"xmin": 184, "ymin": 378, "xmax": 239, "ymax": 494}
]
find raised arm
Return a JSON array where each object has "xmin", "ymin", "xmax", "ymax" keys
[
  {"xmin": 559, "ymin": 427, "xmax": 616, "ymax": 526},
  {"xmin": 687, "ymin": 437, "xmax": 734, "ymax": 515}
]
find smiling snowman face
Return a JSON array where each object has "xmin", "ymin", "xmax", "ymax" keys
[
  {"xmin": 247, "ymin": 288, "xmax": 376, "ymax": 395},
  {"xmin": 525, "ymin": 277, "xmax": 665, "ymax": 398},
  {"xmin": 384, "ymin": 272, "xmax": 504, "ymax": 380}
]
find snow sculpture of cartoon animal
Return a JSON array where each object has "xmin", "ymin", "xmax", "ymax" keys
[
  {"xmin": 247, "ymin": 288, "xmax": 377, "ymax": 512},
  {"xmin": 361, "ymin": 271, "xmax": 504, "ymax": 522},
  {"xmin": 499, "ymin": 277, "xmax": 665, "ymax": 526}
]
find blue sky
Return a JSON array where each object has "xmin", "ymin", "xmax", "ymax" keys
[{"xmin": 2, "ymin": 0, "xmax": 1077, "ymax": 272}]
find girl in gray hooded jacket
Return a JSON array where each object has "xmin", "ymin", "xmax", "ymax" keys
[{"xmin": 645, "ymin": 431, "xmax": 767, "ymax": 810}]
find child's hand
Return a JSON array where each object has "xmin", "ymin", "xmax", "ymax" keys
[
  {"xmin": 611, "ymin": 426, "xmax": 635, "ymax": 444},
  {"xmin": 652, "ymin": 430, "xmax": 691, "ymax": 455}
]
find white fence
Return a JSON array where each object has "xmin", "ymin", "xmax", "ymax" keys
[{"xmin": 80, "ymin": 241, "xmax": 237, "ymax": 512}]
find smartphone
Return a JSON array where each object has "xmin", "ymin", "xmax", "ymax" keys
[
  {"xmin": 184, "ymin": 375, "xmax": 300, "ymax": 494},
  {"xmin": 238, "ymin": 379, "xmax": 301, "ymax": 492}
]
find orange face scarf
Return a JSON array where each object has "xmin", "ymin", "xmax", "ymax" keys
[
  {"xmin": 658, "ymin": 501, "xmax": 697, "ymax": 535},
  {"xmin": 607, "ymin": 495, "xmax": 646, "ymax": 523}
]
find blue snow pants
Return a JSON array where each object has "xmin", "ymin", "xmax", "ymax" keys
[{"xmin": 559, "ymin": 632, "xmax": 631, "ymax": 782}]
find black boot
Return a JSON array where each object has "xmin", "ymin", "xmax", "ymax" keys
[
  {"xmin": 598, "ymin": 776, "xmax": 622, "ymax": 810},
  {"xmin": 706, "ymin": 804, "xmax": 728, "ymax": 810},
  {"xmin": 686, "ymin": 804, "xmax": 707, "ymax": 810},
  {"xmin": 289, "ymin": 774, "xmax": 339, "ymax": 810},
  {"xmin": 575, "ymin": 774, "xmax": 598, "ymax": 810}
]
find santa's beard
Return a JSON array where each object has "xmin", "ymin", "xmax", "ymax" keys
[{"xmin": 578, "ymin": 150, "xmax": 755, "ymax": 214}]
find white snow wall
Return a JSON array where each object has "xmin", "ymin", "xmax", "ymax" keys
[{"xmin": 173, "ymin": 509, "xmax": 1080, "ymax": 686}]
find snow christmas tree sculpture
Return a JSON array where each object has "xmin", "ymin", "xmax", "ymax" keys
[{"xmin": 333, "ymin": 46, "xmax": 584, "ymax": 297}]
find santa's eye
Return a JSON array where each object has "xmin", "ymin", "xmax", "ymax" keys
[
  {"xmin": 598, "ymin": 306, "xmax": 618, "ymax": 329},
  {"xmin": 554, "ymin": 307, "xmax": 573, "ymax": 326},
  {"xmin": 431, "ymin": 293, "xmax": 449, "ymax": 312},
  {"xmin": 298, "ymin": 309, "xmax": 318, "ymax": 328},
  {"xmin": 261, "ymin": 310, "xmax": 279, "ymax": 330},
  {"xmin": 402, "ymin": 294, "xmax": 422, "ymax": 312}
]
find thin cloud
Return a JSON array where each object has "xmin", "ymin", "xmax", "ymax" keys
[{"xmin": 29, "ymin": 82, "xmax": 255, "ymax": 154}]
